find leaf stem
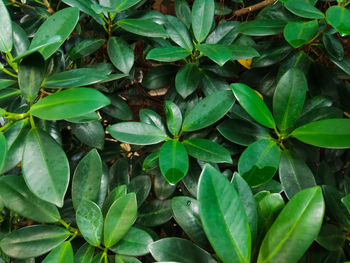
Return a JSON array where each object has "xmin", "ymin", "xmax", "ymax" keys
[
  {"xmin": 1, "ymin": 68, "xmax": 17, "ymax": 78},
  {"xmin": 0, "ymin": 121, "xmax": 14, "ymax": 132}
]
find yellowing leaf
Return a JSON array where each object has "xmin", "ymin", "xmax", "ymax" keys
[{"xmin": 237, "ymin": 58, "xmax": 252, "ymax": 69}]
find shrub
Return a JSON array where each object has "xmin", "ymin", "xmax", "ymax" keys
[{"xmin": 0, "ymin": 0, "xmax": 350, "ymax": 262}]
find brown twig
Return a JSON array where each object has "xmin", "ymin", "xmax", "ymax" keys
[
  {"xmin": 232, "ymin": 0, "xmax": 276, "ymax": 17},
  {"xmin": 305, "ymin": 25, "xmax": 329, "ymax": 46},
  {"xmin": 9, "ymin": 0, "xmax": 35, "ymax": 10},
  {"xmin": 43, "ymin": 0, "xmax": 54, "ymax": 14}
]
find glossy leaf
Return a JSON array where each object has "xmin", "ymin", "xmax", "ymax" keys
[
  {"xmin": 102, "ymin": 94, "xmax": 133, "ymax": 121},
  {"xmin": 291, "ymin": 119, "xmax": 350, "ymax": 149},
  {"xmin": 0, "ymin": 0, "xmax": 12, "ymax": 52},
  {"xmin": 71, "ymin": 121, "xmax": 105, "ymax": 150},
  {"xmin": 326, "ymin": 6, "xmax": 350, "ymax": 36},
  {"xmin": 231, "ymin": 83, "xmax": 275, "ymax": 129},
  {"xmin": 62, "ymin": 0, "xmax": 104, "ymax": 24},
  {"xmin": 147, "ymin": 46, "xmax": 190, "ymax": 62},
  {"xmin": 192, "ymin": 0, "xmax": 215, "ymax": 43},
  {"xmin": 197, "ymin": 44, "xmax": 233, "ymax": 66},
  {"xmin": 22, "ymin": 128, "xmax": 69, "ymax": 207},
  {"xmin": 150, "ymin": 238, "xmax": 216, "ymax": 263},
  {"xmin": 30, "ymin": 7, "xmax": 79, "ymax": 59},
  {"xmin": 72, "ymin": 149, "xmax": 102, "ymax": 209},
  {"xmin": 183, "ymin": 138, "xmax": 232, "ymax": 164},
  {"xmin": 284, "ymin": 20, "xmax": 319, "ymax": 48},
  {"xmin": 104, "ymin": 193, "xmax": 137, "ymax": 248},
  {"xmin": 0, "ymin": 225, "xmax": 69, "ymax": 259},
  {"xmin": 316, "ymin": 224, "xmax": 345, "ymax": 251},
  {"xmin": 159, "ymin": 140, "xmax": 189, "ymax": 184},
  {"xmin": 165, "ymin": 100, "xmax": 182, "ymax": 136},
  {"xmin": 257, "ymin": 186, "xmax": 325, "ymax": 263},
  {"xmin": 142, "ymin": 65, "xmax": 177, "ymax": 90},
  {"xmin": 107, "ymin": 122, "xmax": 167, "ymax": 145},
  {"xmin": 115, "ymin": 255, "xmax": 141, "ymax": 263},
  {"xmin": 0, "ymin": 175, "xmax": 60, "ymax": 223},
  {"xmin": 284, "ymin": 0, "xmax": 324, "ymax": 19},
  {"xmin": 69, "ymin": 39, "xmax": 105, "ymax": 59},
  {"xmin": 117, "ymin": 19, "xmax": 167, "ymax": 38},
  {"xmin": 110, "ymin": 227, "xmax": 153, "ymax": 256},
  {"xmin": 322, "ymin": 33, "xmax": 344, "ymax": 61},
  {"xmin": 172, "ymin": 196, "xmax": 210, "ymax": 249},
  {"xmin": 76, "ymin": 200, "xmax": 103, "ymax": 246},
  {"xmin": 0, "ymin": 132, "xmax": 7, "ymax": 172},
  {"xmin": 115, "ymin": 0, "xmax": 142, "ymax": 11},
  {"xmin": 182, "ymin": 90, "xmax": 235, "ymax": 131},
  {"xmin": 74, "ymin": 243, "xmax": 94, "ymax": 263},
  {"xmin": 140, "ymin": 108, "xmax": 167, "ymax": 132},
  {"xmin": 279, "ymin": 150, "xmax": 316, "ymax": 199},
  {"xmin": 273, "ymin": 68, "xmax": 307, "ymax": 131},
  {"xmin": 175, "ymin": 63, "xmax": 201, "ymax": 99},
  {"xmin": 230, "ymin": 45, "xmax": 260, "ymax": 60},
  {"xmin": 198, "ymin": 164, "xmax": 251, "ymax": 263},
  {"xmin": 206, "ymin": 21, "xmax": 240, "ymax": 45},
  {"xmin": 165, "ymin": 15, "xmax": 193, "ymax": 51},
  {"xmin": 238, "ymin": 139, "xmax": 281, "ymax": 187},
  {"xmin": 30, "ymin": 88, "xmax": 110, "ymax": 120},
  {"xmin": 128, "ymin": 176, "xmax": 152, "ymax": 207},
  {"xmin": 217, "ymin": 118, "xmax": 270, "ymax": 146},
  {"xmin": 107, "ymin": 37, "xmax": 134, "ymax": 74},
  {"xmin": 238, "ymin": 20, "xmax": 285, "ymax": 36},
  {"xmin": 154, "ymin": 172, "xmax": 177, "ymax": 200},
  {"xmin": 42, "ymin": 242, "xmax": 73, "ymax": 263},
  {"xmin": 43, "ymin": 68, "xmax": 109, "ymax": 88},
  {"xmin": 102, "ymin": 185, "xmax": 127, "ymax": 216},
  {"xmin": 175, "ymin": 0, "xmax": 191, "ymax": 28},
  {"xmin": 18, "ymin": 52, "xmax": 45, "ymax": 102},
  {"xmin": 137, "ymin": 199, "xmax": 172, "ymax": 227}
]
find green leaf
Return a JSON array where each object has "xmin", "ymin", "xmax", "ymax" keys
[
  {"xmin": 142, "ymin": 65, "xmax": 177, "ymax": 90},
  {"xmin": 291, "ymin": 119, "xmax": 350, "ymax": 149},
  {"xmin": 62, "ymin": 0, "xmax": 104, "ymax": 25},
  {"xmin": 0, "ymin": 88, "xmax": 21, "ymax": 106},
  {"xmin": 283, "ymin": 20, "xmax": 319, "ymax": 48},
  {"xmin": 69, "ymin": 39, "xmax": 105, "ymax": 59},
  {"xmin": 198, "ymin": 164, "xmax": 251, "ymax": 263},
  {"xmin": 175, "ymin": 63, "xmax": 201, "ymax": 99},
  {"xmin": 252, "ymin": 43, "xmax": 292, "ymax": 68},
  {"xmin": 66, "ymin": 112, "xmax": 100, "ymax": 123},
  {"xmin": 165, "ymin": 15, "xmax": 193, "ymax": 51},
  {"xmin": 182, "ymin": 90, "xmax": 234, "ymax": 131},
  {"xmin": 0, "ymin": 79, "xmax": 16, "ymax": 90},
  {"xmin": 342, "ymin": 193, "xmax": 350, "ymax": 214},
  {"xmin": 143, "ymin": 151, "xmax": 159, "ymax": 170},
  {"xmin": 284, "ymin": 0, "xmax": 324, "ymax": 19},
  {"xmin": 229, "ymin": 45, "xmax": 260, "ymax": 60},
  {"xmin": 0, "ymin": 175, "xmax": 60, "ymax": 223},
  {"xmin": 183, "ymin": 139, "xmax": 232, "ymax": 164},
  {"xmin": 273, "ymin": 68, "xmax": 307, "ymax": 131},
  {"xmin": 101, "ymin": 94, "xmax": 132, "ymax": 121},
  {"xmin": 175, "ymin": 0, "xmax": 191, "ymax": 28},
  {"xmin": 326, "ymin": 6, "xmax": 350, "ymax": 36},
  {"xmin": 154, "ymin": 172, "xmax": 177, "ymax": 200},
  {"xmin": 279, "ymin": 150, "xmax": 316, "ymax": 199},
  {"xmin": 217, "ymin": 118, "xmax": 270, "ymax": 146},
  {"xmin": 150, "ymin": 238, "xmax": 217, "ymax": 263},
  {"xmin": 146, "ymin": 46, "xmax": 190, "ymax": 62},
  {"xmin": 206, "ymin": 21, "xmax": 240, "ymax": 45},
  {"xmin": 102, "ymin": 185, "xmax": 127, "ymax": 217},
  {"xmin": 109, "ymin": 158, "xmax": 130, "ymax": 189},
  {"xmin": 322, "ymin": 33, "xmax": 344, "ymax": 61},
  {"xmin": 238, "ymin": 139, "xmax": 281, "ymax": 187},
  {"xmin": 159, "ymin": 140, "xmax": 189, "ymax": 184},
  {"xmin": 117, "ymin": 19, "xmax": 167, "ymax": 38},
  {"xmin": 115, "ymin": 255, "xmax": 141, "ymax": 263},
  {"xmin": 104, "ymin": 193, "xmax": 137, "ymax": 248},
  {"xmin": 114, "ymin": 0, "xmax": 142, "ymax": 11},
  {"xmin": 18, "ymin": 52, "xmax": 45, "ymax": 102},
  {"xmin": 0, "ymin": 0, "xmax": 13, "ymax": 52},
  {"xmin": 107, "ymin": 122, "xmax": 167, "ymax": 145},
  {"xmin": 316, "ymin": 224, "xmax": 346, "ymax": 251},
  {"xmin": 30, "ymin": 88, "xmax": 110, "ymax": 120},
  {"xmin": 0, "ymin": 132, "xmax": 7, "ymax": 172},
  {"xmin": 74, "ymin": 243, "xmax": 94, "ymax": 263},
  {"xmin": 43, "ymin": 68, "xmax": 109, "ymax": 88},
  {"xmin": 127, "ymin": 175, "xmax": 151, "ymax": 206},
  {"xmin": 192, "ymin": 0, "xmax": 215, "ymax": 43},
  {"xmin": 231, "ymin": 83, "xmax": 275, "ymax": 129},
  {"xmin": 197, "ymin": 44, "xmax": 233, "ymax": 66},
  {"xmin": 164, "ymin": 100, "xmax": 182, "ymax": 136},
  {"xmin": 172, "ymin": 196, "xmax": 210, "ymax": 249},
  {"xmin": 72, "ymin": 149, "xmax": 102, "ymax": 209},
  {"xmin": 42, "ymin": 241, "xmax": 73, "ymax": 263},
  {"xmin": 137, "ymin": 199, "xmax": 172, "ymax": 227},
  {"xmin": 140, "ymin": 108, "xmax": 167, "ymax": 132},
  {"xmin": 257, "ymin": 186, "xmax": 325, "ymax": 263},
  {"xmin": 76, "ymin": 200, "xmax": 103, "ymax": 246},
  {"xmin": 71, "ymin": 121, "xmax": 105, "ymax": 150},
  {"xmin": 22, "ymin": 128, "xmax": 69, "ymax": 207},
  {"xmin": 29, "ymin": 7, "xmax": 80, "ymax": 59},
  {"xmin": 110, "ymin": 227, "xmax": 153, "ymax": 256},
  {"xmin": 238, "ymin": 20, "xmax": 285, "ymax": 36},
  {"xmin": 107, "ymin": 37, "xmax": 134, "ymax": 74},
  {"xmin": 0, "ymin": 225, "xmax": 70, "ymax": 259},
  {"xmin": 231, "ymin": 172, "xmax": 258, "ymax": 246}
]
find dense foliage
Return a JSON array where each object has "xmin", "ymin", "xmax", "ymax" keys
[{"xmin": 0, "ymin": 0, "xmax": 350, "ymax": 262}]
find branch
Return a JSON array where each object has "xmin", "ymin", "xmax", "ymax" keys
[
  {"xmin": 43, "ymin": 0, "xmax": 54, "ymax": 14},
  {"xmin": 233, "ymin": 0, "xmax": 276, "ymax": 17},
  {"xmin": 9, "ymin": 0, "xmax": 35, "ymax": 10}
]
